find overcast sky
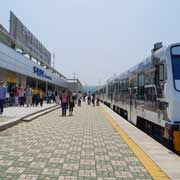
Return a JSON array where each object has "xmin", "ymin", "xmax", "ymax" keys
[{"xmin": 1, "ymin": 0, "xmax": 180, "ymax": 85}]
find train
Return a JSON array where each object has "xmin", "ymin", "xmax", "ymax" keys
[{"xmin": 96, "ymin": 42, "xmax": 180, "ymax": 153}]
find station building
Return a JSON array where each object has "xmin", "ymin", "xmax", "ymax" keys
[
  {"xmin": 0, "ymin": 13, "xmax": 83, "ymax": 95},
  {"xmin": 0, "ymin": 41, "xmax": 68, "ymax": 94}
]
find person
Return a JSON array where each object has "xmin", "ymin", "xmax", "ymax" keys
[
  {"xmin": 55, "ymin": 91, "xmax": 59, "ymax": 104},
  {"xmin": 52, "ymin": 91, "xmax": 56, "ymax": 103},
  {"xmin": 77, "ymin": 91, "xmax": 82, "ymax": 107},
  {"xmin": 73, "ymin": 91, "xmax": 77, "ymax": 105},
  {"xmin": 39, "ymin": 89, "xmax": 44, "ymax": 107},
  {"xmin": 60, "ymin": 90, "xmax": 68, "ymax": 116},
  {"xmin": 0, "ymin": 81, "xmax": 7, "ymax": 114},
  {"xmin": 32, "ymin": 88, "xmax": 36, "ymax": 106},
  {"xmin": 19, "ymin": 87, "xmax": 25, "ymax": 106},
  {"xmin": 68, "ymin": 91, "xmax": 75, "ymax": 116},
  {"xmin": 35, "ymin": 88, "xmax": 40, "ymax": 106},
  {"xmin": 9, "ymin": 88, "xmax": 15, "ymax": 106},
  {"xmin": 14, "ymin": 86, "xmax": 19, "ymax": 106},
  {"xmin": 96, "ymin": 97, "xmax": 100, "ymax": 106},
  {"xmin": 83, "ymin": 92, "xmax": 86, "ymax": 102},
  {"xmin": 26, "ymin": 86, "xmax": 33, "ymax": 107},
  {"xmin": 87, "ymin": 91, "xmax": 91, "ymax": 105},
  {"xmin": 92, "ymin": 93, "xmax": 96, "ymax": 107},
  {"xmin": 48, "ymin": 90, "xmax": 52, "ymax": 103}
]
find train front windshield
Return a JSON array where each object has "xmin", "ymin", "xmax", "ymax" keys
[{"xmin": 171, "ymin": 46, "xmax": 180, "ymax": 91}]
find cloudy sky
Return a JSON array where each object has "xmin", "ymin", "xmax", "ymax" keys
[{"xmin": 1, "ymin": 0, "xmax": 180, "ymax": 85}]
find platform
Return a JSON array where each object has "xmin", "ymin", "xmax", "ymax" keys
[
  {"xmin": 0, "ymin": 103, "xmax": 58, "ymax": 131},
  {"xmin": 0, "ymin": 103, "xmax": 179, "ymax": 180}
]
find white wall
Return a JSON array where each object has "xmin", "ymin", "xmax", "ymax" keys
[{"xmin": 0, "ymin": 42, "xmax": 69, "ymax": 88}]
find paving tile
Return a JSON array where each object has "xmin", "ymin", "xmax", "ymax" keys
[
  {"xmin": 62, "ymin": 164, "xmax": 79, "ymax": 170},
  {"xmin": 0, "ymin": 160, "xmax": 14, "ymax": 166},
  {"xmin": 79, "ymin": 170, "xmax": 96, "ymax": 177},
  {"xmin": 29, "ymin": 162, "xmax": 46, "ymax": 169},
  {"xmin": 6, "ymin": 167, "xmax": 25, "ymax": 173},
  {"xmin": 18, "ymin": 156, "xmax": 34, "ymax": 162},
  {"xmin": 58, "ymin": 176, "xmax": 77, "ymax": 180},
  {"xmin": 0, "ymin": 104, "xmax": 153, "ymax": 179},
  {"xmin": 42, "ymin": 168, "xmax": 60, "ymax": 176},
  {"xmin": 17, "ymin": 174, "xmax": 38, "ymax": 180}
]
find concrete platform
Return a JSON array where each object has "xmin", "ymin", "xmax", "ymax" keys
[
  {"xmin": 101, "ymin": 103, "xmax": 180, "ymax": 180},
  {"xmin": 0, "ymin": 102, "xmax": 179, "ymax": 180},
  {"xmin": 0, "ymin": 103, "xmax": 58, "ymax": 131}
]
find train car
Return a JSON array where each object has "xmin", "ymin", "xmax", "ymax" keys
[{"xmin": 97, "ymin": 42, "xmax": 180, "ymax": 152}]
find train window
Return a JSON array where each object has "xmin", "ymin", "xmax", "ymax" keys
[
  {"xmin": 121, "ymin": 80, "xmax": 123, "ymax": 90},
  {"xmin": 137, "ymin": 86, "xmax": 145, "ymax": 100},
  {"xmin": 120, "ymin": 80, "xmax": 122, "ymax": 91},
  {"xmin": 126, "ymin": 79, "xmax": 129, "ymax": 91},
  {"xmin": 115, "ymin": 83, "xmax": 117, "ymax": 91},
  {"xmin": 151, "ymin": 71, "xmax": 155, "ymax": 84},
  {"xmin": 145, "ymin": 69, "xmax": 155, "ymax": 85},
  {"xmin": 128, "ymin": 79, "xmax": 132, "ymax": 88},
  {"xmin": 112, "ymin": 84, "xmax": 115, "ymax": 92},
  {"xmin": 164, "ymin": 64, "xmax": 167, "ymax": 80},
  {"xmin": 121, "ymin": 79, "xmax": 128, "ymax": 91},
  {"xmin": 117, "ymin": 82, "xmax": 119, "ymax": 92},
  {"xmin": 138, "ymin": 73, "xmax": 145, "ymax": 87},
  {"xmin": 119, "ymin": 81, "xmax": 121, "ymax": 92},
  {"xmin": 123, "ymin": 79, "xmax": 126, "ymax": 91},
  {"xmin": 123, "ymin": 80, "xmax": 125, "ymax": 90},
  {"xmin": 172, "ymin": 55, "xmax": 180, "ymax": 91},
  {"xmin": 159, "ymin": 64, "xmax": 164, "ymax": 81}
]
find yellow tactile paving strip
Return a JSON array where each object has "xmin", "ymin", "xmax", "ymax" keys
[{"xmin": 100, "ymin": 106, "xmax": 170, "ymax": 180}]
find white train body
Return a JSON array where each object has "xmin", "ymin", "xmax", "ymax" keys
[{"xmin": 97, "ymin": 43, "xmax": 180, "ymax": 152}]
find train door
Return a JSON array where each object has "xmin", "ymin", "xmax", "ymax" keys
[
  {"xmin": 129, "ymin": 87, "xmax": 133, "ymax": 121},
  {"xmin": 129, "ymin": 77, "xmax": 138, "ymax": 124}
]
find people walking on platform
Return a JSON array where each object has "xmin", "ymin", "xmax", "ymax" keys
[
  {"xmin": 72, "ymin": 91, "xmax": 77, "ymax": 105},
  {"xmin": 32, "ymin": 88, "xmax": 36, "ymax": 106},
  {"xmin": 83, "ymin": 92, "xmax": 86, "ymax": 102},
  {"xmin": 60, "ymin": 90, "xmax": 68, "ymax": 116},
  {"xmin": 71, "ymin": 91, "xmax": 76, "ymax": 106},
  {"xmin": 77, "ymin": 91, "xmax": 82, "ymax": 106},
  {"xmin": 87, "ymin": 91, "xmax": 91, "ymax": 105},
  {"xmin": 39, "ymin": 89, "xmax": 44, "ymax": 107},
  {"xmin": 47, "ymin": 90, "xmax": 52, "ymax": 103},
  {"xmin": 96, "ymin": 97, "xmax": 100, "ymax": 106},
  {"xmin": 55, "ymin": 91, "xmax": 59, "ymax": 104},
  {"xmin": 35, "ymin": 88, "xmax": 40, "ymax": 106},
  {"xmin": 68, "ymin": 91, "xmax": 75, "ymax": 116},
  {"xmin": 26, "ymin": 86, "xmax": 33, "ymax": 107},
  {"xmin": 46, "ymin": 90, "xmax": 49, "ymax": 104},
  {"xmin": 14, "ymin": 86, "xmax": 19, "ymax": 106},
  {"xmin": 9, "ymin": 88, "xmax": 15, "ymax": 106},
  {"xmin": 0, "ymin": 81, "xmax": 7, "ymax": 115},
  {"xmin": 52, "ymin": 91, "xmax": 56, "ymax": 103},
  {"xmin": 66, "ymin": 91, "xmax": 70, "ymax": 110},
  {"xmin": 19, "ymin": 87, "xmax": 25, "ymax": 106},
  {"xmin": 92, "ymin": 93, "xmax": 96, "ymax": 107}
]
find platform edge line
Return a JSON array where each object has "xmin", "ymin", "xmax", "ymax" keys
[{"xmin": 99, "ymin": 106, "xmax": 170, "ymax": 180}]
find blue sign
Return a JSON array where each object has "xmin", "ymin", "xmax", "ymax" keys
[{"xmin": 33, "ymin": 66, "xmax": 52, "ymax": 80}]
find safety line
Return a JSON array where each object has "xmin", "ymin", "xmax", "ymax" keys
[{"xmin": 99, "ymin": 106, "xmax": 170, "ymax": 180}]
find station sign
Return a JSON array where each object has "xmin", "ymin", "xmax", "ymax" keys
[
  {"xmin": 9, "ymin": 11, "xmax": 51, "ymax": 66},
  {"xmin": 33, "ymin": 66, "xmax": 52, "ymax": 80}
]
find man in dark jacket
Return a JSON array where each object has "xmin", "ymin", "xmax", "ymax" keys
[{"xmin": 0, "ymin": 81, "xmax": 7, "ymax": 114}]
